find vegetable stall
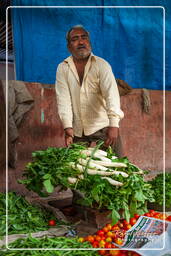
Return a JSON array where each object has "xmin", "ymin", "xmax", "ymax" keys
[{"xmin": 1, "ymin": 143, "xmax": 171, "ymax": 255}]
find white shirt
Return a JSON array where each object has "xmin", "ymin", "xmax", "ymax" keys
[{"xmin": 55, "ymin": 53, "xmax": 124, "ymax": 137}]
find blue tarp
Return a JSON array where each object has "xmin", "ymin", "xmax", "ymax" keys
[{"xmin": 12, "ymin": 0, "xmax": 171, "ymax": 90}]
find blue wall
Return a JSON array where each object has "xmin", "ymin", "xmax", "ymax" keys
[{"xmin": 12, "ymin": 0, "xmax": 171, "ymax": 90}]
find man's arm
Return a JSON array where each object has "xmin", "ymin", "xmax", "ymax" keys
[
  {"xmin": 55, "ymin": 63, "xmax": 73, "ymax": 146},
  {"xmin": 99, "ymin": 61, "xmax": 124, "ymax": 147}
]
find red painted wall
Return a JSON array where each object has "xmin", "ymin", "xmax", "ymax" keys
[{"xmin": 16, "ymin": 83, "xmax": 171, "ymax": 173}]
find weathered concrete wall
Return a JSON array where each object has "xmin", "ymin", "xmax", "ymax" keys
[
  {"xmin": 120, "ymin": 90, "xmax": 170, "ymax": 172},
  {"xmin": 15, "ymin": 83, "xmax": 171, "ymax": 172},
  {"xmin": 16, "ymin": 82, "xmax": 65, "ymax": 161}
]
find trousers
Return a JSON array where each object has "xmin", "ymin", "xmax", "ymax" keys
[{"xmin": 73, "ymin": 127, "xmax": 124, "ymax": 158}]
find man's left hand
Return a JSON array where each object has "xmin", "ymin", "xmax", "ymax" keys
[{"xmin": 105, "ymin": 127, "xmax": 119, "ymax": 147}]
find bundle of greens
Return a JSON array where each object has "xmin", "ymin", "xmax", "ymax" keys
[
  {"xmin": 19, "ymin": 143, "xmax": 154, "ymax": 223},
  {"xmin": 149, "ymin": 172, "xmax": 171, "ymax": 208},
  {"xmin": 0, "ymin": 192, "xmax": 61, "ymax": 237},
  {"xmin": 1, "ymin": 236, "xmax": 97, "ymax": 255}
]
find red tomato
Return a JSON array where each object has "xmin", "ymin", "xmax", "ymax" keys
[
  {"xmin": 149, "ymin": 209, "xmax": 156, "ymax": 216},
  {"xmin": 48, "ymin": 219, "xmax": 56, "ymax": 226},
  {"xmin": 106, "ymin": 231, "xmax": 113, "ymax": 238},
  {"xmin": 98, "ymin": 250, "xmax": 106, "ymax": 255},
  {"xmin": 122, "ymin": 219, "xmax": 129, "ymax": 226},
  {"xmin": 97, "ymin": 230, "xmax": 105, "ymax": 236},
  {"xmin": 112, "ymin": 225, "xmax": 120, "ymax": 231},
  {"xmin": 166, "ymin": 215, "xmax": 171, "ymax": 221},
  {"xmin": 130, "ymin": 217, "xmax": 137, "ymax": 226},
  {"xmin": 134, "ymin": 214, "xmax": 140, "ymax": 219},
  {"xmin": 95, "ymin": 235, "xmax": 102, "ymax": 242},
  {"xmin": 111, "ymin": 244, "xmax": 117, "ymax": 248},
  {"xmin": 154, "ymin": 213, "xmax": 161, "ymax": 219},
  {"xmin": 92, "ymin": 241, "xmax": 99, "ymax": 248},
  {"xmin": 86, "ymin": 235, "xmax": 95, "ymax": 243},
  {"xmin": 106, "ymin": 224, "xmax": 112, "ymax": 231},
  {"xmin": 105, "ymin": 242, "xmax": 112, "ymax": 248},
  {"xmin": 103, "ymin": 227, "xmax": 109, "ymax": 233},
  {"xmin": 144, "ymin": 213, "xmax": 151, "ymax": 217},
  {"xmin": 125, "ymin": 224, "xmax": 132, "ymax": 231},
  {"xmin": 100, "ymin": 235, "xmax": 107, "ymax": 241}
]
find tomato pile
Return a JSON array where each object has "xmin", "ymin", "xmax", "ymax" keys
[{"xmin": 78, "ymin": 210, "xmax": 171, "ymax": 256}]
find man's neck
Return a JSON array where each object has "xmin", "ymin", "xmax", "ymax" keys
[{"xmin": 72, "ymin": 55, "xmax": 90, "ymax": 65}]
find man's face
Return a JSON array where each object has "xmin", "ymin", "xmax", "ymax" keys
[{"xmin": 67, "ymin": 28, "xmax": 91, "ymax": 60}]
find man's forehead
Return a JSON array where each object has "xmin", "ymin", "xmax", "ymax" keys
[{"xmin": 70, "ymin": 28, "xmax": 88, "ymax": 37}]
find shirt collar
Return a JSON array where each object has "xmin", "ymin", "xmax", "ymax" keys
[{"xmin": 64, "ymin": 53, "xmax": 96, "ymax": 63}]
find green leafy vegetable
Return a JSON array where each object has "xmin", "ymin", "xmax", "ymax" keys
[
  {"xmin": 0, "ymin": 192, "xmax": 62, "ymax": 237},
  {"xmin": 18, "ymin": 143, "xmax": 155, "ymax": 224},
  {"xmin": 1, "ymin": 236, "xmax": 98, "ymax": 255},
  {"xmin": 149, "ymin": 172, "xmax": 171, "ymax": 208}
]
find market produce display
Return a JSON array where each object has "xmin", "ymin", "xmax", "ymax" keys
[
  {"xmin": 80, "ymin": 210, "xmax": 171, "ymax": 255},
  {"xmin": 0, "ymin": 192, "xmax": 61, "ymax": 237},
  {"xmin": 2, "ymin": 210, "xmax": 171, "ymax": 255},
  {"xmin": 149, "ymin": 172, "xmax": 171, "ymax": 208},
  {"xmin": 0, "ymin": 236, "xmax": 97, "ymax": 255},
  {"xmin": 19, "ymin": 143, "xmax": 155, "ymax": 224}
]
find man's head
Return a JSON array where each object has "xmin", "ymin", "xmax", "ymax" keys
[{"xmin": 66, "ymin": 25, "xmax": 91, "ymax": 60}]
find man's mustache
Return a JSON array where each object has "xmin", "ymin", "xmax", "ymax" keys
[{"xmin": 77, "ymin": 45, "xmax": 86, "ymax": 49}]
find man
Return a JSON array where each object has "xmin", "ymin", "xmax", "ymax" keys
[{"xmin": 55, "ymin": 25, "xmax": 124, "ymax": 155}]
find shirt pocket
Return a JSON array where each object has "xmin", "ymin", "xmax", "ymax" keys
[{"xmin": 86, "ymin": 75, "xmax": 100, "ymax": 94}]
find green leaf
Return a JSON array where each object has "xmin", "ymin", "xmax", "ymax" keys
[
  {"xmin": 134, "ymin": 190, "xmax": 146, "ymax": 202},
  {"xmin": 43, "ymin": 179, "xmax": 54, "ymax": 193},
  {"xmin": 43, "ymin": 174, "xmax": 51, "ymax": 180},
  {"xmin": 129, "ymin": 200, "xmax": 137, "ymax": 217},
  {"xmin": 110, "ymin": 208, "xmax": 120, "ymax": 225}
]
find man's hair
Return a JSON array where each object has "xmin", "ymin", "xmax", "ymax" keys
[{"xmin": 66, "ymin": 25, "xmax": 90, "ymax": 43}]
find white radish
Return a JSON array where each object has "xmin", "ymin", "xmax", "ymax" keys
[
  {"xmin": 86, "ymin": 168, "xmax": 128, "ymax": 177},
  {"xmin": 87, "ymin": 169, "xmax": 108, "ymax": 175},
  {"xmin": 78, "ymin": 158, "xmax": 107, "ymax": 171},
  {"xmin": 78, "ymin": 158, "xmax": 128, "ymax": 177},
  {"xmin": 110, "ymin": 170, "xmax": 128, "ymax": 178},
  {"xmin": 112, "ymin": 156, "xmax": 118, "ymax": 160},
  {"xmin": 67, "ymin": 177, "xmax": 78, "ymax": 184},
  {"xmin": 87, "ymin": 148, "xmax": 108, "ymax": 156},
  {"xmin": 69, "ymin": 162, "xmax": 76, "ymax": 168},
  {"xmin": 101, "ymin": 177, "xmax": 123, "ymax": 186},
  {"xmin": 91, "ymin": 160, "xmax": 127, "ymax": 168},
  {"xmin": 86, "ymin": 169, "xmax": 124, "ymax": 176},
  {"xmin": 81, "ymin": 150, "xmax": 111, "ymax": 162},
  {"xmin": 69, "ymin": 162, "xmax": 84, "ymax": 173},
  {"xmin": 78, "ymin": 174, "xmax": 84, "ymax": 180},
  {"xmin": 72, "ymin": 163, "xmax": 84, "ymax": 173}
]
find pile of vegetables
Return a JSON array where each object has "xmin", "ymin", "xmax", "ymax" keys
[
  {"xmin": 80, "ymin": 209, "xmax": 171, "ymax": 256},
  {"xmin": 19, "ymin": 143, "xmax": 155, "ymax": 224},
  {"xmin": 149, "ymin": 172, "xmax": 171, "ymax": 208},
  {"xmin": 1, "ymin": 236, "xmax": 97, "ymax": 255},
  {"xmin": 0, "ymin": 192, "xmax": 62, "ymax": 237},
  {"xmin": 1, "ymin": 209, "xmax": 171, "ymax": 255}
]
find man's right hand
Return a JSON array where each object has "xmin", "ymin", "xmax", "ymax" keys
[{"xmin": 65, "ymin": 128, "xmax": 74, "ymax": 147}]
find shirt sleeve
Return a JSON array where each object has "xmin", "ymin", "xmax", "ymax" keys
[
  {"xmin": 98, "ymin": 61, "xmax": 124, "ymax": 127},
  {"xmin": 55, "ymin": 63, "xmax": 73, "ymax": 129}
]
